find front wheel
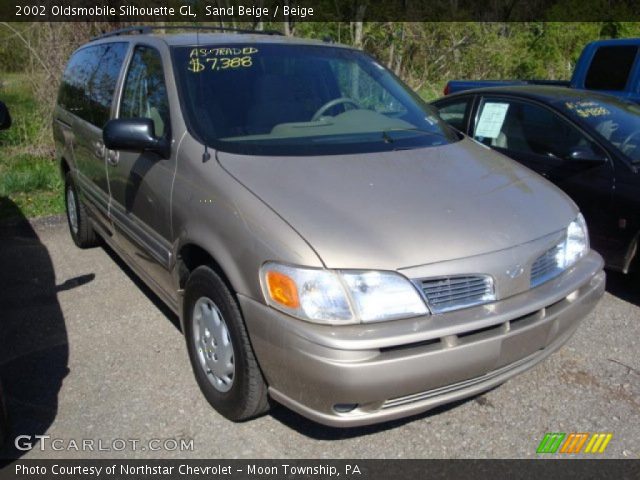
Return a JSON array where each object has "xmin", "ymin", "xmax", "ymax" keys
[
  {"xmin": 64, "ymin": 172, "xmax": 98, "ymax": 248},
  {"xmin": 184, "ymin": 266, "xmax": 269, "ymax": 421}
]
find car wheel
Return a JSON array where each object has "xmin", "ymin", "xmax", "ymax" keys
[
  {"xmin": 64, "ymin": 172, "xmax": 98, "ymax": 248},
  {"xmin": 184, "ymin": 266, "xmax": 269, "ymax": 421}
]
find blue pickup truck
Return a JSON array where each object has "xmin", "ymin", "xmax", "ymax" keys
[{"xmin": 445, "ymin": 38, "xmax": 640, "ymax": 103}]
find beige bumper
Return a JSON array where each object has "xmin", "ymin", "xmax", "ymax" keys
[{"xmin": 240, "ymin": 251, "xmax": 605, "ymax": 427}]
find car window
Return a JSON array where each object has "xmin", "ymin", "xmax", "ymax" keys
[
  {"xmin": 58, "ymin": 46, "xmax": 100, "ymax": 123},
  {"xmin": 120, "ymin": 46, "xmax": 170, "ymax": 138},
  {"xmin": 329, "ymin": 60, "xmax": 408, "ymax": 117},
  {"xmin": 172, "ymin": 44, "xmax": 458, "ymax": 156},
  {"xmin": 473, "ymin": 98, "xmax": 597, "ymax": 159},
  {"xmin": 58, "ymin": 43, "xmax": 127, "ymax": 127},
  {"xmin": 560, "ymin": 97, "xmax": 640, "ymax": 164},
  {"xmin": 585, "ymin": 45, "xmax": 638, "ymax": 91},
  {"xmin": 86, "ymin": 43, "xmax": 128, "ymax": 128},
  {"xmin": 435, "ymin": 99, "xmax": 472, "ymax": 132}
]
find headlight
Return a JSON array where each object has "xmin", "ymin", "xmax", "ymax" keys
[
  {"xmin": 557, "ymin": 213, "xmax": 589, "ymax": 269},
  {"xmin": 260, "ymin": 263, "xmax": 428, "ymax": 324}
]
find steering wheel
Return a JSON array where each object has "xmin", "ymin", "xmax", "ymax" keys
[
  {"xmin": 311, "ymin": 97, "xmax": 361, "ymax": 121},
  {"xmin": 621, "ymin": 130, "xmax": 640, "ymax": 154}
]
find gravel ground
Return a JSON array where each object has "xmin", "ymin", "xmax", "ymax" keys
[{"xmin": 0, "ymin": 216, "xmax": 638, "ymax": 460}]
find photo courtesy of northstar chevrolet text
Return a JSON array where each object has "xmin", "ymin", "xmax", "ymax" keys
[{"xmin": 0, "ymin": 0, "xmax": 638, "ymax": 476}]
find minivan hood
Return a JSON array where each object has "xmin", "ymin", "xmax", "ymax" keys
[{"xmin": 218, "ymin": 138, "xmax": 577, "ymax": 270}]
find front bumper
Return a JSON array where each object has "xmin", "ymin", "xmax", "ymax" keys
[{"xmin": 240, "ymin": 251, "xmax": 605, "ymax": 427}]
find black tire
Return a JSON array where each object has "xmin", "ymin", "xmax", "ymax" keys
[
  {"xmin": 64, "ymin": 172, "xmax": 98, "ymax": 248},
  {"xmin": 184, "ymin": 266, "xmax": 269, "ymax": 421}
]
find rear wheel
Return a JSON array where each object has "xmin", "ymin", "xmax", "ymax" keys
[
  {"xmin": 64, "ymin": 172, "xmax": 98, "ymax": 248},
  {"xmin": 184, "ymin": 266, "xmax": 269, "ymax": 421}
]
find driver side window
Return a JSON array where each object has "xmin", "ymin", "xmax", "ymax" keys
[{"xmin": 120, "ymin": 46, "xmax": 170, "ymax": 139}]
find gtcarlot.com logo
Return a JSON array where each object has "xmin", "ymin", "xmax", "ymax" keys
[
  {"xmin": 537, "ymin": 432, "xmax": 613, "ymax": 454},
  {"xmin": 15, "ymin": 435, "xmax": 194, "ymax": 452}
]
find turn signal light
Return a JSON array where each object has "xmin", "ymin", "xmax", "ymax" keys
[{"xmin": 265, "ymin": 271, "xmax": 300, "ymax": 308}]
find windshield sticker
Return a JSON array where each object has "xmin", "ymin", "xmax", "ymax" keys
[
  {"xmin": 475, "ymin": 102, "xmax": 509, "ymax": 139},
  {"xmin": 565, "ymin": 101, "xmax": 611, "ymax": 118},
  {"xmin": 188, "ymin": 46, "xmax": 258, "ymax": 73}
]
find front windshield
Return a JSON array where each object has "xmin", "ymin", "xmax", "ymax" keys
[
  {"xmin": 560, "ymin": 98, "xmax": 640, "ymax": 164},
  {"xmin": 172, "ymin": 43, "xmax": 458, "ymax": 155}
]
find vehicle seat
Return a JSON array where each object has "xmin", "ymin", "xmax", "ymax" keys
[
  {"xmin": 246, "ymin": 75, "xmax": 314, "ymax": 134},
  {"xmin": 136, "ymin": 77, "xmax": 169, "ymax": 138},
  {"xmin": 148, "ymin": 107, "xmax": 165, "ymax": 138}
]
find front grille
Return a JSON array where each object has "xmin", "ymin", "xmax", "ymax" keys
[
  {"xmin": 420, "ymin": 275, "xmax": 494, "ymax": 313},
  {"xmin": 531, "ymin": 243, "xmax": 563, "ymax": 288}
]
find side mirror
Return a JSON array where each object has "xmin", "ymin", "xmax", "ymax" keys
[
  {"xmin": 567, "ymin": 146, "xmax": 607, "ymax": 163},
  {"xmin": 0, "ymin": 101, "xmax": 11, "ymax": 130},
  {"xmin": 103, "ymin": 118, "xmax": 170, "ymax": 159}
]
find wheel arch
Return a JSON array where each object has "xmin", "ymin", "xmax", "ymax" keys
[
  {"xmin": 174, "ymin": 239, "xmax": 254, "ymax": 331},
  {"xmin": 60, "ymin": 156, "xmax": 71, "ymax": 178},
  {"xmin": 177, "ymin": 243, "xmax": 236, "ymax": 293}
]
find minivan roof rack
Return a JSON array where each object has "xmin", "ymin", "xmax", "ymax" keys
[{"xmin": 91, "ymin": 25, "xmax": 283, "ymax": 41}]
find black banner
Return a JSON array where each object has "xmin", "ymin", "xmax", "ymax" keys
[
  {"xmin": 0, "ymin": 460, "xmax": 639, "ymax": 480},
  {"xmin": 2, "ymin": 0, "xmax": 640, "ymax": 22}
]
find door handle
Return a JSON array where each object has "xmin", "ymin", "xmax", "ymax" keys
[
  {"xmin": 107, "ymin": 150, "xmax": 119, "ymax": 166},
  {"xmin": 93, "ymin": 141, "xmax": 105, "ymax": 159}
]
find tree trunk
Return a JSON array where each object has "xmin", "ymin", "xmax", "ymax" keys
[
  {"xmin": 348, "ymin": 2, "xmax": 367, "ymax": 96},
  {"xmin": 283, "ymin": 0, "xmax": 292, "ymax": 36},
  {"xmin": 394, "ymin": 24, "xmax": 405, "ymax": 76},
  {"xmin": 255, "ymin": 0, "xmax": 264, "ymax": 30},
  {"xmin": 352, "ymin": 3, "xmax": 367, "ymax": 48},
  {"xmin": 387, "ymin": 23, "xmax": 395, "ymax": 69}
]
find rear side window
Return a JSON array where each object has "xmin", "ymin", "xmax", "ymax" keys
[
  {"xmin": 585, "ymin": 45, "xmax": 638, "ymax": 91},
  {"xmin": 58, "ymin": 47, "xmax": 99, "ymax": 121},
  {"xmin": 58, "ymin": 42, "xmax": 127, "ymax": 127}
]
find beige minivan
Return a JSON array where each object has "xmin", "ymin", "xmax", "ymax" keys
[{"xmin": 54, "ymin": 26, "xmax": 605, "ymax": 427}]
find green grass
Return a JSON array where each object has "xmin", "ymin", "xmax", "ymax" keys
[
  {"xmin": 0, "ymin": 72, "xmax": 63, "ymax": 221},
  {"xmin": 0, "ymin": 153, "xmax": 61, "ymax": 194}
]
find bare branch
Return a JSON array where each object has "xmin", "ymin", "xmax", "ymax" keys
[{"xmin": 0, "ymin": 22, "xmax": 54, "ymax": 79}]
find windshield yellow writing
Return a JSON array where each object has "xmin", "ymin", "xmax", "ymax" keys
[
  {"xmin": 565, "ymin": 101, "xmax": 610, "ymax": 118},
  {"xmin": 188, "ymin": 46, "xmax": 258, "ymax": 73}
]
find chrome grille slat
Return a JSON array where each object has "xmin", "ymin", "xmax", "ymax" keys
[
  {"xmin": 423, "ymin": 282, "xmax": 488, "ymax": 295},
  {"xmin": 420, "ymin": 275, "xmax": 494, "ymax": 314},
  {"xmin": 531, "ymin": 243, "xmax": 564, "ymax": 288},
  {"xmin": 424, "ymin": 276, "xmax": 480, "ymax": 286},
  {"xmin": 533, "ymin": 255, "xmax": 556, "ymax": 266},
  {"xmin": 426, "ymin": 289, "xmax": 490, "ymax": 304},
  {"xmin": 424, "ymin": 285, "xmax": 489, "ymax": 299},
  {"xmin": 532, "ymin": 256, "xmax": 556, "ymax": 270}
]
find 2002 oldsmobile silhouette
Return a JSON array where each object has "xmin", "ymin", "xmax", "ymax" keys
[{"xmin": 53, "ymin": 27, "xmax": 605, "ymax": 427}]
